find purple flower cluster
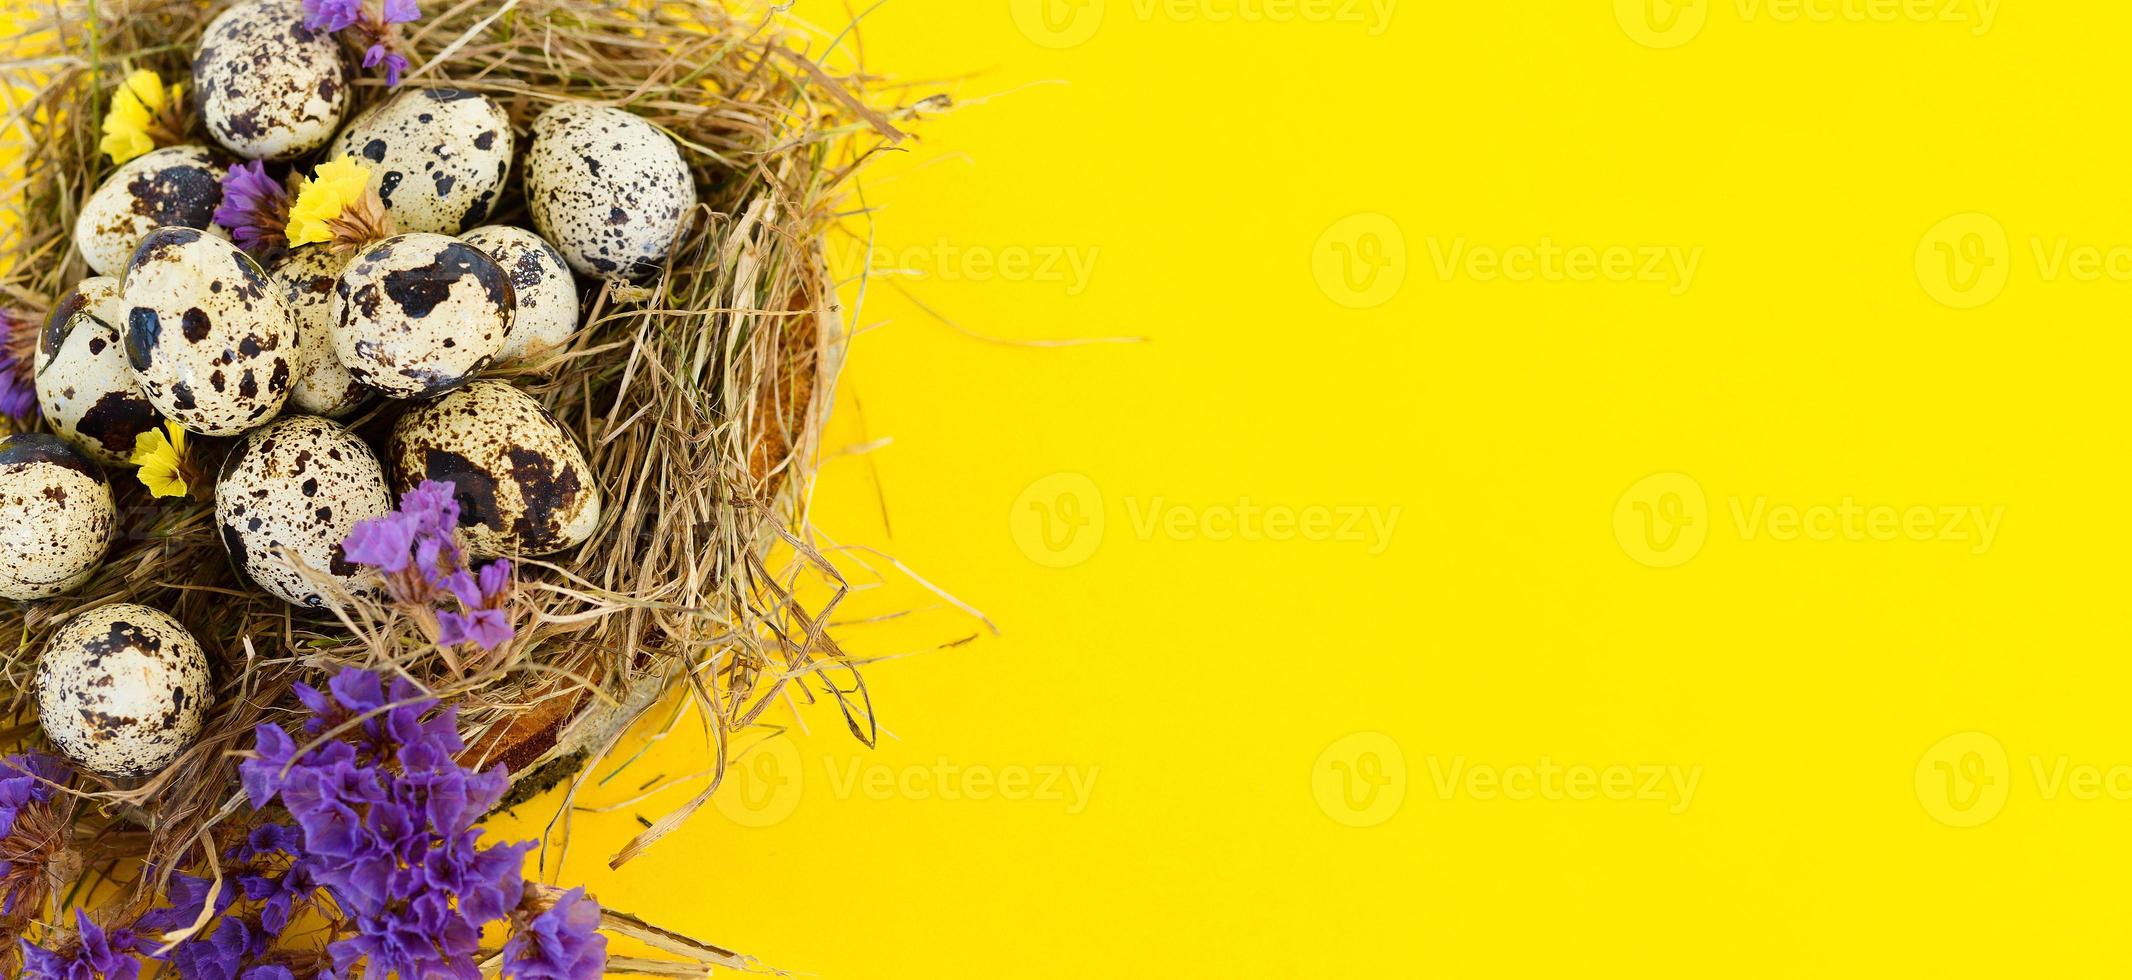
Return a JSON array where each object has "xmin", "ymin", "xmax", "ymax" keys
[
  {"xmin": 344, "ymin": 480, "xmax": 517, "ymax": 652},
  {"xmin": 17, "ymin": 672, "xmax": 605, "ymax": 978},
  {"xmin": 21, "ymin": 912, "xmax": 141, "ymax": 980},
  {"xmin": 212, "ymin": 161, "xmax": 292, "ymax": 258},
  {"xmin": 0, "ymin": 310, "xmax": 41, "ymax": 424},
  {"xmin": 303, "ymin": 0, "xmax": 419, "ymax": 86},
  {"xmin": 0, "ymin": 755, "xmax": 63, "ymax": 842},
  {"xmin": 237, "ymin": 669, "xmax": 529, "ymax": 977}
]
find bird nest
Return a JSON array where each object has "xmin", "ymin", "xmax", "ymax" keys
[{"xmin": 0, "ymin": 0, "xmax": 914, "ymax": 929}]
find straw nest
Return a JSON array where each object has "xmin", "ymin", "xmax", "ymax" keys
[{"xmin": 0, "ymin": 0, "xmax": 920, "ymax": 923}]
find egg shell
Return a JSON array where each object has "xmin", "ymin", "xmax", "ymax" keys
[
  {"xmin": 35, "ymin": 277, "xmax": 163, "ymax": 465},
  {"xmin": 268, "ymin": 247, "xmax": 367, "ymax": 417},
  {"xmin": 329, "ymin": 87, "xmax": 514, "ymax": 235},
  {"xmin": 388, "ymin": 380, "xmax": 601, "ymax": 557},
  {"xmin": 333, "ymin": 232, "xmax": 514, "ymax": 398},
  {"xmin": 72, "ymin": 145, "xmax": 227, "ymax": 277},
  {"xmin": 524, "ymin": 103, "xmax": 696, "ymax": 279},
  {"xmin": 36, "ymin": 603, "xmax": 210, "ymax": 779},
  {"xmin": 192, "ymin": 0, "xmax": 350, "ymax": 160},
  {"xmin": 462, "ymin": 225, "xmax": 578, "ymax": 364},
  {"xmin": 215, "ymin": 415, "xmax": 392, "ymax": 607},
  {"xmin": 122, "ymin": 227, "xmax": 298, "ymax": 436},
  {"xmin": 0, "ymin": 435, "xmax": 116, "ymax": 601}
]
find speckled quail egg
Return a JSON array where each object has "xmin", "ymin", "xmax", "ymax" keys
[
  {"xmin": 268, "ymin": 247, "xmax": 367, "ymax": 417},
  {"xmin": 35, "ymin": 277, "xmax": 163, "ymax": 465},
  {"xmin": 193, "ymin": 0, "xmax": 350, "ymax": 160},
  {"xmin": 215, "ymin": 415, "xmax": 392, "ymax": 607},
  {"xmin": 329, "ymin": 87, "xmax": 514, "ymax": 235},
  {"xmin": 73, "ymin": 145, "xmax": 226, "ymax": 277},
  {"xmin": 334, "ymin": 232, "xmax": 513, "ymax": 398},
  {"xmin": 122, "ymin": 227, "xmax": 297, "ymax": 435},
  {"xmin": 36, "ymin": 603, "xmax": 210, "ymax": 779},
  {"xmin": 462, "ymin": 225, "xmax": 578, "ymax": 364},
  {"xmin": 0, "ymin": 435, "xmax": 116, "ymax": 601},
  {"xmin": 524, "ymin": 103, "xmax": 697, "ymax": 279},
  {"xmin": 388, "ymin": 380, "xmax": 600, "ymax": 557}
]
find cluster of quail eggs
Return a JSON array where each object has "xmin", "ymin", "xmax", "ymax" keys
[{"xmin": 15, "ymin": 0, "xmax": 696, "ymax": 780}]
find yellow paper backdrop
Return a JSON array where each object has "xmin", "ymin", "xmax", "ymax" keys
[{"xmin": 13, "ymin": 0, "xmax": 2132, "ymax": 976}]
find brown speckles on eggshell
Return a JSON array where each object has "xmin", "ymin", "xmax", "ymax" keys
[
  {"xmin": 461, "ymin": 225, "xmax": 578, "ymax": 366},
  {"xmin": 215, "ymin": 416, "xmax": 391, "ymax": 607},
  {"xmin": 35, "ymin": 277, "xmax": 166, "ymax": 465},
  {"xmin": 0, "ymin": 435, "xmax": 116, "ymax": 601},
  {"xmin": 388, "ymin": 380, "xmax": 601, "ymax": 557},
  {"xmin": 122, "ymin": 228, "xmax": 297, "ymax": 435},
  {"xmin": 328, "ymin": 88, "xmax": 514, "ymax": 235},
  {"xmin": 269, "ymin": 247, "xmax": 367, "ymax": 417},
  {"xmin": 73, "ymin": 146, "xmax": 228, "ymax": 277},
  {"xmin": 524, "ymin": 103, "xmax": 696, "ymax": 279},
  {"xmin": 332, "ymin": 233, "xmax": 513, "ymax": 399},
  {"xmin": 35, "ymin": 604, "xmax": 209, "ymax": 778},
  {"xmin": 193, "ymin": 0, "xmax": 349, "ymax": 160}
]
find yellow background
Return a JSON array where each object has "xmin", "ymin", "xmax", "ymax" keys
[
  {"xmin": 15, "ymin": 0, "xmax": 2132, "ymax": 976},
  {"xmin": 518, "ymin": 0, "xmax": 2132, "ymax": 976}
]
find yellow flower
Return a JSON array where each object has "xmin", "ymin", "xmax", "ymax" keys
[
  {"xmin": 131, "ymin": 420, "xmax": 189, "ymax": 499},
  {"xmin": 100, "ymin": 69, "xmax": 180, "ymax": 165},
  {"xmin": 286, "ymin": 158, "xmax": 374, "ymax": 247}
]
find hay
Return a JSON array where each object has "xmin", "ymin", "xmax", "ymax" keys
[{"xmin": 0, "ymin": 0, "xmax": 918, "ymax": 930}]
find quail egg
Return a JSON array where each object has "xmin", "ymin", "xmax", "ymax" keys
[
  {"xmin": 36, "ymin": 603, "xmax": 210, "ymax": 779},
  {"xmin": 35, "ymin": 277, "xmax": 163, "ymax": 465},
  {"xmin": 462, "ymin": 225, "xmax": 578, "ymax": 364},
  {"xmin": 122, "ymin": 227, "xmax": 298, "ymax": 435},
  {"xmin": 193, "ymin": 0, "xmax": 350, "ymax": 160},
  {"xmin": 0, "ymin": 435, "xmax": 117, "ymax": 601},
  {"xmin": 73, "ymin": 145, "xmax": 226, "ymax": 277},
  {"xmin": 334, "ymin": 232, "xmax": 513, "ymax": 398},
  {"xmin": 268, "ymin": 247, "xmax": 366, "ymax": 417},
  {"xmin": 388, "ymin": 380, "xmax": 600, "ymax": 557},
  {"xmin": 524, "ymin": 103, "xmax": 696, "ymax": 278},
  {"xmin": 215, "ymin": 415, "xmax": 392, "ymax": 607},
  {"xmin": 329, "ymin": 87, "xmax": 514, "ymax": 234}
]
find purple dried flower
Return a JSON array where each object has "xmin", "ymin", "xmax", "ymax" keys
[
  {"xmin": 342, "ymin": 512, "xmax": 417, "ymax": 574},
  {"xmin": 0, "ymin": 310, "xmax": 42, "ymax": 424},
  {"xmin": 212, "ymin": 161, "xmax": 292, "ymax": 258},
  {"xmin": 301, "ymin": 0, "xmax": 362, "ymax": 31},
  {"xmin": 20, "ymin": 911, "xmax": 140, "ymax": 980},
  {"xmin": 381, "ymin": 0, "xmax": 420, "ymax": 23},
  {"xmin": 401, "ymin": 480, "xmax": 461, "ymax": 537},
  {"xmin": 362, "ymin": 45, "xmax": 411, "ymax": 87},
  {"xmin": 502, "ymin": 888, "xmax": 607, "ymax": 980},
  {"xmin": 436, "ymin": 608, "xmax": 514, "ymax": 650}
]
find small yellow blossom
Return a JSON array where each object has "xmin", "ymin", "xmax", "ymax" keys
[
  {"xmin": 286, "ymin": 158, "xmax": 374, "ymax": 247},
  {"xmin": 100, "ymin": 70, "xmax": 182, "ymax": 165},
  {"xmin": 131, "ymin": 420, "xmax": 190, "ymax": 499}
]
